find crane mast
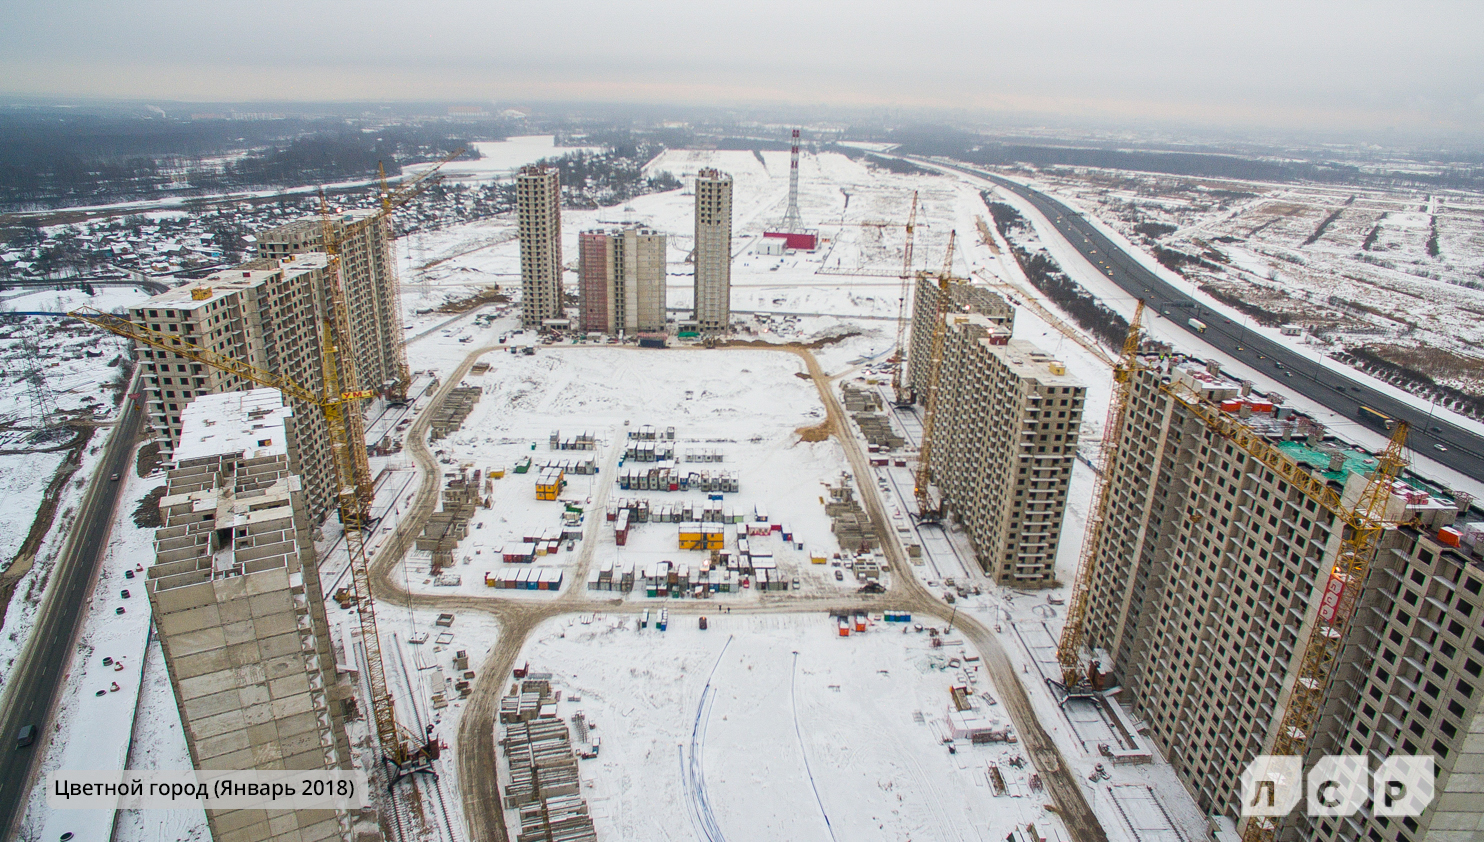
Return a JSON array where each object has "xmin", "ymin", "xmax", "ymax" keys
[
  {"xmin": 912, "ymin": 269, "xmax": 954, "ymax": 523},
  {"xmin": 70, "ymin": 307, "xmax": 437, "ymax": 787},
  {"xmin": 890, "ymin": 191, "xmax": 919, "ymax": 407},
  {"xmin": 1052, "ymin": 301, "xmax": 1145, "ymax": 699}
]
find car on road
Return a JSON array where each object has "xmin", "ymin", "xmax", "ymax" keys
[
  {"xmin": 1435, "ymin": 444, "xmax": 1449, "ymax": 452},
  {"xmin": 1236, "ymin": 346, "xmax": 1245, "ymax": 352},
  {"xmin": 835, "ymin": 570, "xmax": 844, "ymax": 581},
  {"xmin": 110, "ymin": 473, "xmax": 119, "ymax": 481},
  {"xmin": 15, "ymin": 724, "xmax": 35, "ymax": 748}
]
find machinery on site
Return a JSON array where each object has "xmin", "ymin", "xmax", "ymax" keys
[
  {"xmin": 74, "ymin": 304, "xmax": 441, "ymax": 788},
  {"xmin": 67, "ymin": 156, "xmax": 465, "ymax": 790},
  {"xmin": 1046, "ymin": 300, "xmax": 1413, "ymax": 842},
  {"xmin": 889, "ymin": 191, "xmax": 919, "ymax": 407},
  {"xmin": 911, "ymin": 269, "xmax": 956, "ymax": 524},
  {"xmin": 1049, "ymin": 301, "xmax": 1146, "ymax": 704}
]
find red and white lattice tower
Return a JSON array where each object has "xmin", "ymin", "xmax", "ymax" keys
[{"xmin": 780, "ymin": 128, "xmax": 803, "ymax": 232}]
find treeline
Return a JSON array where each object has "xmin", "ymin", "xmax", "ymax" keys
[
  {"xmin": 534, "ymin": 145, "xmax": 681, "ymax": 210},
  {"xmin": 892, "ymin": 125, "xmax": 1484, "ymax": 190},
  {"xmin": 984, "ymin": 197, "xmax": 1129, "ymax": 349},
  {"xmin": 1336, "ymin": 347, "xmax": 1484, "ymax": 420},
  {"xmin": 0, "ymin": 113, "xmax": 484, "ymax": 209}
]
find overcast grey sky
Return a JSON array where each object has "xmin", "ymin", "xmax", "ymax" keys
[{"xmin": 4, "ymin": 0, "xmax": 1481, "ymax": 138}]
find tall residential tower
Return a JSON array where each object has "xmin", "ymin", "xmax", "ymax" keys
[
  {"xmin": 1083, "ymin": 356, "xmax": 1482, "ymax": 839},
  {"xmin": 254, "ymin": 211, "xmax": 403, "ymax": 395},
  {"xmin": 693, "ymin": 168, "xmax": 733, "ymax": 334},
  {"xmin": 129, "ymin": 257, "xmax": 338, "ymax": 524},
  {"xmin": 578, "ymin": 225, "xmax": 667, "ymax": 335},
  {"xmin": 146, "ymin": 390, "xmax": 350, "ymax": 842},
  {"xmin": 518, "ymin": 165, "xmax": 564, "ymax": 328}
]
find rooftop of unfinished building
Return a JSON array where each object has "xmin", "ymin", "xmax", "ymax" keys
[
  {"xmin": 582, "ymin": 223, "xmax": 663, "ymax": 237},
  {"xmin": 1160, "ymin": 355, "xmax": 1464, "ymax": 510},
  {"xmin": 138, "ymin": 252, "xmax": 327, "ymax": 311},
  {"xmin": 258, "ymin": 209, "xmax": 377, "ymax": 236},
  {"xmin": 986, "ymin": 338, "xmax": 1081, "ymax": 388},
  {"xmin": 174, "ymin": 388, "xmax": 292, "ymax": 463}
]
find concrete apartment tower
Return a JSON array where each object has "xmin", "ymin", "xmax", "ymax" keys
[
  {"xmin": 693, "ymin": 168, "xmax": 733, "ymax": 334},
  {"xmin": 129, "ymin": 256, "xmax": 337, "ymax": 524},
  {"xmin": 147, "ymin": 390, "xmax": 350, "ymax": 842},
  {"xmin": 578, "ymin": 225, "xmax": 667, "ymax": 335},
  {"xmin": 1083, "ymin": 356, "xmax": 1484, "ymax": 839},
  {"xmin": 931, "ymin": 316, "xmax": 1084, "ymax": 585},
  {"xmin": 254, "ymin": 211, "xmax": 402, "ymax": 395},
  {"xmin": 907, "ymin": 277, "xmax": 1014, "ymax": 402},
  {"xmin": 517, "ymin": 165, "xmax": 564, "ymax": 328}
]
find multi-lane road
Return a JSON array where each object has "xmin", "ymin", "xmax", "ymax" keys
[
  {"xmin": 0, "ymin": 396, "xmax": 142, "ymax": 839},
  {"xmin": 916, "ymin": 156, "xmax": 1484, "ymax": 485}
]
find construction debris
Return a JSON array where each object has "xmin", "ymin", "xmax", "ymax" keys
[
  {"xmin": 498, "ymin": 681, "xmax": 598, "ymax": 842},
  {"xmin": 429, "ymin": 385, "xmax": 483, "ymax": 440}
]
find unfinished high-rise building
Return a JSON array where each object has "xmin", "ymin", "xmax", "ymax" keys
[
  {"xmin": 577, "ymin": 225, "xmax": 667, "ymax": 335},
  {"xmin": 930, "ymin": 315, "xmax": 1084, "ymax": 585},
  {"xmin": 1083, "ymin": 356, "xmax": 1484, "ymax": 840},
  {"xmin": 254, "ymin": 211, "xmax": 403, "ymax": 395},
  {"xmin": 146, "ymin": 390, "xmax": 350, "ymax": 842},
  {"xmin": 129, "ymin": 256, "xmax": 337, "ymax": 524},
  {"xmin": 693, "ymin": 168, "xmax": 733, "ymax": 334},
  {"xmin": 907, "ymin": 276, "xmax": 1014, "ymax": 402},
  {"xmin": 517, "ymin": 165, "xmax": 564, "ymax": 329}
]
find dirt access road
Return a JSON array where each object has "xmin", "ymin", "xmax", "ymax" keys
[{"xmin": 366, "ymin": 341, "xmax": 1108, "ymax": 842}]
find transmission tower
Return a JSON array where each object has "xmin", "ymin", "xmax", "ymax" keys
[
  {"xmin": 20, "ymin": 326, "xmax": 58, "ymax": 433},
  {"xmin": 779, "ymin": 128, "xmax": 804, "ymax": 232}
]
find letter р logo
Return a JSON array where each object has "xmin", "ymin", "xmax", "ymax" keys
[
  {"xmin": 1241, "ymin": 756, "xmax": 1302, "ymax": 817},
  {"xmin": 1375, "ymin": 756, "xmax": 1434, "ymax": 818}
]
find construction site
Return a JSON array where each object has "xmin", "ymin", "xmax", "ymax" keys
[{"xmin": 6, "ymin": 131, "xmax": 1484, "ymax": 842}]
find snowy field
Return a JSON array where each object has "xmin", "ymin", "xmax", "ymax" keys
[
  {"xmin": 512, "ymin": 612, "xmax": 1062, "ymax": 842},
  {"xmin": 394, "ymin": 345, "xmax": 856, "ymax": 601},
  {"xmin": 1015, "ymin": 167, "xmax": 1484, "ymax": 400}
]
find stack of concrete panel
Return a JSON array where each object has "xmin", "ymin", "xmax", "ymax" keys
[{"xmin": 499, "ymin": 695, "xmax": 597, "ymax": 842}]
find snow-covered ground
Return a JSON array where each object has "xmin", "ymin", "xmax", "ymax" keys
[
  {"xmin": 393, "ymin": 345, "xmax": 855, "ymax": 602},
  {"xmin": 16, "ymin": 455, "xmax": 165, "ymax": 842},
  {"xmin": 510, "ymin": 611, "xmax": 1064, "ymax": 842},
  {"xmin": 402, "ymin": 135, "xmax": 602, "ymax": 185},
  {"xmin": 27, "ymin": 143, "xmax": 1481, "ymax": 842}
]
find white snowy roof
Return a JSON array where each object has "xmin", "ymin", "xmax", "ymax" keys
[{"xmin": 174, "ymin": 388, "xmax": 293, "ymax": 462}]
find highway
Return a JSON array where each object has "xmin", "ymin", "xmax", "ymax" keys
[
  {"xmin": 917, "ymin": 157, "xmax": 1484, "ymax": 484},
  {"xmin": 0, "ymin": 396, "xmax": 142, "ymax": 839}
]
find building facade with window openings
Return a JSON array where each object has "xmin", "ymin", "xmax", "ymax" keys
[
  {"xmin": 1081, "ymin": 355, "xmax": 1484, "ymax": 840},
  {"xmin": 147, "ymin": 390, "xmax": 350, "ymax": 842},
  {"xmin": 578, "ymin": 224, "xmax": 667, "ymax": 335},
  {"xmin": 907, "ymin": 277, "xmax": 1014, "ymax": 402},
  {"xmin": 693, "ymin": 168, "xmax": 733, "ymax": 334},
  {"xmin": 254, "ymin": 211, "xmax": 402, "ymax": 395},
  {"xmin": 128, "ymin": 255, "xmax": 338, "ymax": 525},
  {"xmin": 517, "ymin": 165, "xmax": 564, "ymax": 328},
  {"xmin": 929, "ymin": 315, "xmax": 1083, "ymax": 585}
]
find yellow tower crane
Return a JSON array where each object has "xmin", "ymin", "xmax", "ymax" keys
[
  {"xmin": 1149, "ymin": 400, "xmax": 1410, "ymax": 841},
  {"xmin": 940, "ymin": 229, "xmax": 956, "ymax": 276},
  {"xmin": 890, "ymin": 191, "xmax": 919, "ymax": 407},
  {"xmin": 1050, "ymin": 301, "xmax": 1413, "ymax": 842},
  {"xmin": 71, "ymin": 305, "xmax": 439, "ymax": 788},
  {"xmin": 373, "ymin": 151, "xmax": 467, "ymax": 403},
  {"xmin": 911, "ymin": 269, "xmax": 956, "ymax": 523},
  {"xmin": 1053, "ymin": 300, "xmax": 1144, "ymax": 699}
]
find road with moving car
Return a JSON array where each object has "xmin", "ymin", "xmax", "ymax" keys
[
  {"xmin": 916, "ymin": 156, "xmax": 1484, "ymax": 484},
  {"xmin": 0, "ymin": 398, "xmax": 143, "ymax": 838}
]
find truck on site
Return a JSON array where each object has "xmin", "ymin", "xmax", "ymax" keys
[{"xmin": 1187, "ymin": 318, "xmax": 1207, "ymax": 333}]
